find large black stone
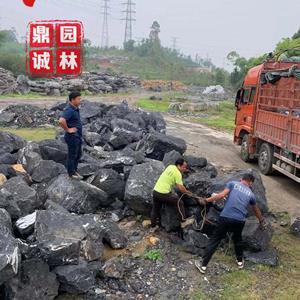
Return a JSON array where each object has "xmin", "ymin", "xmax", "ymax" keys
[
  {"xmin": 31, "ymin": 160, "xmax": 66, "ymax": 183},
  {"xmin": 139, "ymin": 132, "xmax": 186, "ymax": 161},
  {"xmin": 184, "ymin": 173, "xmax": 214, "ymax": 197},
  {"xmin": 182, "ymin": 229, "xmax": 210, "ymax": 255},
  {"xmin": 0, "ymin": 224, "xmax": 21, "ymax": 285},
  {"xmin": 124, "ymin": 160, "xmax": 164, "ymax": 216},
  {"xmin": 90, "ymin": 169, "xmax": 125, "ymax": 200},
  {"xmin": 0, "ymin": 153, "xmax": 17, "ymax": 165},
  {"xmin": 46, "ymin": 174, "xmax": 110, "ymax": 214},
  {"xmin": 109, "ymin": 128, "xmax": 143, "ymax": 150},
  {"xmin": 0, "ymin": 189, "xmax": 21, "ymax": 219},
  {"xmin": 0, "ymin": 132, "xmax": 26, "ymax": 153},
  {"xmin": 4, "ymin": 259, "xmax": 59, "ymax": 300},
  {"xmin": 39, "ymin": 139, "xmax": 68, "ymax": 164},
  {"xmin": 244, "ymin": 249, "xmax": 278, "ymax": 266},
  {"xmin": 242, "ymin": 216, "xmax": 273, "ymax": 251},
  {"xmin": 162, "ymin": 150, "xmax": 182, "ymax": 167},
  {"xmin": 17, "ymin": 142, "xmax": 42, "ymax": 174},
  {"xmin": 161, "ymin": 205, "xmax": 181, "ymax": 232},
  {"xmin": 2, "ymin": 176, "xmax": 42, "ymax": 216},
  {"xmin": 54, "ymin": 261, "xmax": 101, "ymax": 294}
]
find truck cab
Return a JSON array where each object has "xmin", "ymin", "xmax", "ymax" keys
[{"xmin": 234, "ymin": 61, "xmax": 300, "ymax": 182}]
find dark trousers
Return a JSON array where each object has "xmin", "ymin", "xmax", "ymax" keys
[
  {"xmin": 202, "ymin": 216, "xmax": 245, "ymax": 266},
  {"xmin": 151, "ymin": 190, "xmax": 186, "ymax": 226},
  {"xmin": 65, "ymin": 134, "xmax": 82, "ymax": 176}
]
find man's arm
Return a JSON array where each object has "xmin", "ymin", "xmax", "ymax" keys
[
  {"xmin": 205, "ymin": 188, "xmax": 230, "ymax": 203},
  {"xmin": 176, "ymin": 184, "xmax": 193, "ymax": 197},
  {"xmin": 251, "ymin": 204, "xmax": 264, "ymax": 223},
  {"xmin": 58, "ymin": 117, "xmax": 77, "ymax": 133}
]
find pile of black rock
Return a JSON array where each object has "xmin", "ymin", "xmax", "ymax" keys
[
  {"xmin": 0, "ymin": 67, "xmax": 140, "ymax": 96},
  {"xmin": 0, "ymin": 101, "xmax": 277, "ymax": 299}
]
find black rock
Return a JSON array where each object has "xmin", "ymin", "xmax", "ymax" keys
[
  {"xmin": 0, "ymin": 131, "xmax": 26, "ymax": 153},
  {"xmin": 102, "ymin": 257, "xmax": 124, "ymax": 279},
  {"xmin": 44, "ymin": 199, "xmax": 70, "ymax": 213},
  {"xmin": 125, "ymin": 112, "xmax": 146, "ymax": 129},
  {"xmin": 46, "ymin": 174, "xmax": 110, "ymax": 214},
  {"xmin": 124, "ymin": 160, "xmax": 164, "ymax": 216},
  {"xmin": 80, "ymin": 101, "xmax": 106, "ymax": 124},
  {"xmin": 0, "ymin": 224, "xmax": 21, "ymax": 285},
  {"xmin": 2, "ymin": 176, "xmax": 42, "ymax": 216},
  {"xmin": 184, "ymin": 173, "xmax": 214, "ymax": 197},
  {"xmin": 17, "ymin": 142, "xmax": 42, "ymax": 174},
  {"xmin": 0, "ymin": 164, "xmax": 17, "ymax": 179},
  {"xmin": 4, "ymin": 259, "xmax": 59, "ymax": 300},
  {"xmin": 0, "ymin": 153, "xmax": 17, "ymax": 165},
  {"xmin": 35, "ymin": 211, "xmax": 85, "ymax": 266},
  {"xmin": 242, "ymin": 217, "xmax": 273, "ymax": 251},
  {"xmin": 31, "ymin": 182, "xmax": 49, "ymax": 204},
  {"xmin": 15, "ymin": 211, "xmax": 36, "ymax": 237},
  {"xmin": 139, "ymin": 132, "xmax": 186, "ymax": 161},
  {"xmin": 291, "ymin": 217, "xmax": 300, "ymax": 237},
  {"xmin": 31, "ymin": 160, "xmax": 66, "ymax": 183},
  {"xmin": 182, "ymin": 229, "xmax": 210, "ymax": 255},
  {"xmin": 0, "ymin": 188, "xmax": 21, "ymax": 219},
  {"xmin": 244, "ymin": 248, "xmax": 278, "ymax": 266},
  {"xmin": 90, "ymin": 169, "xmax": 125, "ymax": 200},
  {"xmin": 163, "ymin": 150, "xmax": 182, "ymax": 167},
  {"xmin": 39, "ymin": 139, "xmax": 68, "ymax": 164},
  {"xmin": 109, "ymin": 128, "xmax": 143, "ymax": 150},
  {"xmin": 77, "ymin": 163, "xmax": 99, "ymax": 177},
  {"xmin": 0, "ymin": 208, "xmax": 12, "ymax": 231},
  {"xmin": 184, "ymin": 155, "xmax": 207, "ymax": 170},
  {"xmin": 99, "ymin": 151, "xmax": 136, "ymax": 173},
  {"xmin": 35, "ymin": 210, "xmax": 127, "ymax": 266},
  {"xmin": 111, "ymin": 118, "xmax": 140, "ymax": 132},
  {"xmin": 83, "ymin": 131, "xmax": 103, "ymax": 147},
  {"xmin": 54, "ymin": 261, "xmax": 100, "ymax": 294}
]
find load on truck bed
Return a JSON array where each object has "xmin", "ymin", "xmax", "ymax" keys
[{"xmin": 234, "ymin": 61, "xmax": 300, "ymax": 182}]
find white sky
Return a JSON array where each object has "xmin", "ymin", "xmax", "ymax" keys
[{"xmin": 1, "ymin": 0, "xmax": 300, "ymax": 68}]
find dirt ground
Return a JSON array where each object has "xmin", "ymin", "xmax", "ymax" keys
[{"xmin": 1, "ymin": 94, "xmax": 300, "ymax": 217}]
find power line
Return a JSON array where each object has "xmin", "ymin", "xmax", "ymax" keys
[
  {"xmin": 101, "ymin": 0, "xmax": 110, "ymax": 48},
  {"xmin": 122, "ymin": 0, "xmax": 136, "ymax": 45}
]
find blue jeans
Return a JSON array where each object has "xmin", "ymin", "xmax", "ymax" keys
[{"xmin": 65, "ymin": 134, "xmax": 82, "ymax": 176}]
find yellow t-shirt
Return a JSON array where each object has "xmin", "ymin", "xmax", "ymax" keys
[{"xmin": 154, "ymin": 165, "xmax": 183, "ymax": 194}]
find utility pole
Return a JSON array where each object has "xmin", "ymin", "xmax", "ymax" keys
[
  {"xmin": 171, "ymin": 37, "xmax": 178, "ymax": 51},
  {"xmin": 101, "ymin": 0, "xmax": 110, "ymax": 48},
  {"xmin": 122, "ymin": 0, "xmax": 136, "ymax": 45}
]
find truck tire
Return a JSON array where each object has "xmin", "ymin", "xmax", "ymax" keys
[
  {"xmin": 258, "ymin": 143, "xmax": 274, "ymax": 175},
  {"xmin": 241, "ymin": 135, "xmax": 251, "ymax": 162}
]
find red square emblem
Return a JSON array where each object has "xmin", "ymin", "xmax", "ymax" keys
[
  {"xmin": 56, "ymin": 49, "xmax": 81, "ymax": 75},
  {"xmin": 29, "ymin": 23, "xmax": 54, "ymax": 48},
  {"xmin": 56, "ymin": 23, "xmax": 82, "ymax": 47},
  {"xmin": 29, "ymin": 50, "xmax": 54, "ymax": 75}
]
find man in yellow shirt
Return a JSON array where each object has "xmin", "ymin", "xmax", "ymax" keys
[{"xmin": 151, "ymin": 158, "xmax": 195, "ymax": 229}]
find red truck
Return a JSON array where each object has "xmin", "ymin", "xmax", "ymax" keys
[{"xmin": 234, "ymin": 61, "xmax": 300, "ymax": 182}]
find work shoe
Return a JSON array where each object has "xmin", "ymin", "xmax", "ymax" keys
[
  {"xmin": 236, "ymin": 259, "xmax": 244, "ymax": 269},
  {"xmin": 70, "ymin": 173, "xmax": 83, "ymax": 180},
  {"xmin": 195, "ymin": 260, "xmax": 207, "ymax": 274},
  {"xmin": 181, "ymin": 216, "xmax": 195, "ymax": 229}
]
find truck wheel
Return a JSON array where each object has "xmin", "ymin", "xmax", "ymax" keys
[
  {"xmin": 241, "ymin": 135, "xmax": 251, "ymax": 162},
  {"xmin": 258, "ymin": 143, "xmax": 274, "ymax": 175}
]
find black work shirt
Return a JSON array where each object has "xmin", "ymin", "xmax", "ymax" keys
[{"xmin": 61, "ymin": 103, "xmax": 82, "ymax": 138}]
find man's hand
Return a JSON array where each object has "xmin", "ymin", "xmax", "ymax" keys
[
  {"xmin": 259, "ymin": 218, "xmax": 268, "ymax": 231},
  {"xmin": 67, "ymin": 127, "xmax": 78, "ymax": 133},
  {"xmin": 197, "ymin": 197, "xmax": 207, "ymax": 206}
]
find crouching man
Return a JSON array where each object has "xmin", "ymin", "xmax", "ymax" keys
[
  {"xmin": 195, "ymin": 173, "xmax": 266, "ymax": 274},
  {"xmin": 151, "ymin": 158, "xmax": 195, "ymax": 229}
]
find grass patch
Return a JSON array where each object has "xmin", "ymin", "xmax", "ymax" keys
[
  {"xmin": 136, "ymin": 97, "xmax": 170, "ymax": 112},
  {"xmin": 191, "ymin": 101, "xmax": 235, "ymax": 132},
  {"xmin": 0, "ymin": 127, "xmax": 57, "ymax": 141},
  {"xmin": 144, "ymin": 249, "xmax": 163, "ymax": 261}
]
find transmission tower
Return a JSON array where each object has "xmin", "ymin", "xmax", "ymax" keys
[
  {"xmin": 122, "ymin": 0, "xmax": 136, "ymax": 45},
  {"xmin": 101, "ymin": 0, "xmax": 110, "ymax": 48},
  {"xmin": 171, "ymin": 37, "xmax": 178, "ymax": 51}
]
